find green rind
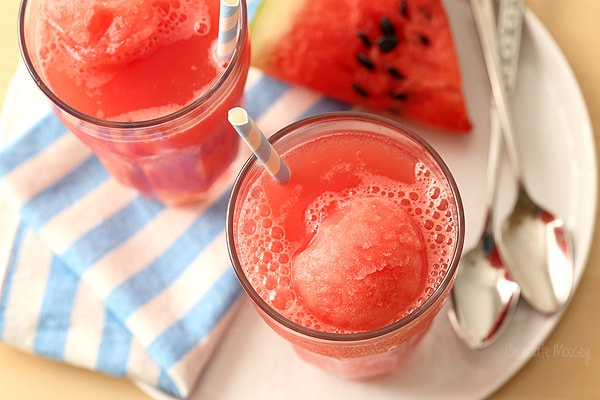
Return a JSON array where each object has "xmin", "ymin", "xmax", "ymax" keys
[{"xmin": 250, "ymin": 0, "xmax": 307, "ymax": 68}]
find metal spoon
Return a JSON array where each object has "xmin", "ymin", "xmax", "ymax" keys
[
  {"xmin": 448, "ymin": 0, "xmax": 522, "ymax": 349},
  {"xmin": 470, "ymin": 0, "xmax": 574, "ymax": 314}
]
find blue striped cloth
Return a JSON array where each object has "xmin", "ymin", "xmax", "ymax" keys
[{"xmin": 0, "ymin": 62, "xmax": 350, "ymax": 398}]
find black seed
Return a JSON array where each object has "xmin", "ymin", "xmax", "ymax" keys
[
  {"xmin": 419, "ymin": 7, "xmax": 432, "ymax": 20},
  {"xmin": 399, "ymin": 0, "xmax": 409, "ymax": 18},
  {"xmin": 417, "ymin": 34, "xmax": 430, "ymax": 46},
  {"xmin": 356, "ymin": 30, "xmax": 372, "ymax": 48},
  {"xmin": 352, "ymin": 83, "xmax": 369, "ymax": 97},
  {"xmin": 390, "ymin": 91, "xmax": 408, "ymax": 101},
  {"xmin": 376, "ymin": 36, "xmax": 398, "ymax": 53},
  {"xmin": 387, "ymin": 66, "xmax": 405, "ymax": 80},
  {"xmin": 356, "ymin": 53, "xmax": 375, "ymax": 70},
  {"xmin": 379, "ymin": 17, "xmax": 395, "ymax": 36}
]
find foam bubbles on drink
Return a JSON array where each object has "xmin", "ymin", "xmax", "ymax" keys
[
  {"xmin": 194, "ymin": 16, "xmax": 211, "ymax": 36},
  {"xmin": 236, "ymin": 161, "xmax": 458, "ymax": 334},
  {"xmin": 36, "ymin": 0, "xmax": 212, "ymax": 88}
]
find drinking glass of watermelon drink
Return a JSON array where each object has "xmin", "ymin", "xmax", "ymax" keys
[
  {"xmin": 18, "ymin": 0, "xmax": 250, "ymax": 205},
  {"xmin": 227, "ymin": 112, "xmax": 464, "ymax": 379}
]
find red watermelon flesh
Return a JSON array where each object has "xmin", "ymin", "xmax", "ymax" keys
[{"xmin": 251, "ymin": 0, "xmax": 472, "ymax": 133}]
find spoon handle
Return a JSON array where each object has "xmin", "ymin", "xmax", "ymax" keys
[
  {"xmin": 484, "ymin": 0, "xmax": 524, "ymax": 231},
  {"xmin": 470, "ymin": 0, "xmax": 524, "ymax": 184},
  {"xmin": 498, "ymin": 0, "xmax": 525, "ymax": 97}
]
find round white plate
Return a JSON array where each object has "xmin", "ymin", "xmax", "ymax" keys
[{"xmin": 184, "ymin": 2, "xmax": 597, "ymax": 400}]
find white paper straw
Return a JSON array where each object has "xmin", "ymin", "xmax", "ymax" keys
[
  {"xmin": 228, "ymin": 107, "xmax": 291, "ymax": 184},
  {"xmin": 216, "ymin": 0, "xmax": 240, "ymax": 62}
]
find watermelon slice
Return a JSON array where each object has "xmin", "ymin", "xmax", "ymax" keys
[{"xmin": 251, "ymin": 0, "xmax": 472, "ymax": 133}]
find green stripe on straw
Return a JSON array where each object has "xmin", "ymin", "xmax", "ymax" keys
[
  {"xmin": 228, "ymin": 107, "xmax": 291, "ymax": 184},
  {"xmin": 216, "ymin": 0, "xmax": 240, "ymax": 62}
]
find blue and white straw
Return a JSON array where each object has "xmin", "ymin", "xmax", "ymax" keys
[
  {"xmin": 216, "ymin": 0, "xmax": 240, "ymax": 62},
  {"xmin": 228, "ymin": 107, "xmax": 291, "ymax": 184}
]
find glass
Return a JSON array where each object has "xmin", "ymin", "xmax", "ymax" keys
[
  {"xmin": 227, "ymin": 112, "xmax": 465, "ymax": 379},
  {"xmin": 18, "ymin": 0, "xmax": 250, "ymax": 205}
]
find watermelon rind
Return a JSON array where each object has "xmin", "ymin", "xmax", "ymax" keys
[{"xmin": 250, "ymin": 0, "xmax": 306, "ymax": 69}]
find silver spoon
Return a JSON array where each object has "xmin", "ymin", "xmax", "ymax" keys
[
  {"xmin": 448, "ymin": 0, "xmax": 522, "ymax": 349},
  {"xmin": 470, "ymin": 0, "xmax": 574, "ymax": 314}
]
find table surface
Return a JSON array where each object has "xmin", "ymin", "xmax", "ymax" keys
[{"xmin": 1, "ymin": 1, "xmax": 599, "ymax": 399}]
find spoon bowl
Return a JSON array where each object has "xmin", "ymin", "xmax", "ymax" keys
[
  {"xmin": 497, "ymin": 188, "xmax": 573, "ymax": 313},
  {"xmin": 450, "ymin": 229, "xmax": 520, "ymax": 349}
]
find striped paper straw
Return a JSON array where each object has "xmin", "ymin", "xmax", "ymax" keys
[
  {"xmin": 228, "ymin": 107, "xmax": 291, "ymax": 184},
  {"xmin": 216, "ymin": 0, "xmax": 240, "ymax": 62}
]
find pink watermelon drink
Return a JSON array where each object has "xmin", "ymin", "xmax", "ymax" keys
[
  {"xmin": 227, "ymin": 113, "xmax": 464, "ymax": 379},
  {"xmin": 19, "ymin": 0, "xmax": 250, "ymax": 205}
]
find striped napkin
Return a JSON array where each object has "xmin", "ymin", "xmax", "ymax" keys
[{"xmin": 0, "ymin": 59, "xmax": 351, "ymax": 398}]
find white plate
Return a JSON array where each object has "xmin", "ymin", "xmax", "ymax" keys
[{"xmin": 178, "ymin": 2, "xmax": 596, "ymax": 400}]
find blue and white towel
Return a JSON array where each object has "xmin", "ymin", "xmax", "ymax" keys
[{"xmin": 0, "ymin": 58, "xmax": 351, "ymax": 399}]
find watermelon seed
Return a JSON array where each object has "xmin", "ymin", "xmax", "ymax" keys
[
  {"xmin": 377, "ymin": 36, "xmax": 398, "ymax": 53},
  {"xmin": 387, "ymin": 66, "xmax": 405, "ymax": 80},
  {"xmin": 352, "ymin": 83, "xmax": 369, "ymax": 98},
  {"xmin": 356, "ymin": 30, "xmax": 372, "ymax": 48},
  {"xmin": 390, "ymin": 91, "xmax": 408, "ymax": 101},
  {"xmin": 419, "ymin": 7, "xmax": 432, "ymax": 20},
  {"xmin": 379, "ymin": 17, "xmax": 395, "ymax": 36},
  {"xmin": 399, "ymin": 0, "xmax": 409, "ymax": 18},
  {"xmin": 417, "ymin": 34, "xmax": 430, "ymax": 46},
  {"xmin": 356, "ymin": 53, "xmax": 375, "ymax": 70}
]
